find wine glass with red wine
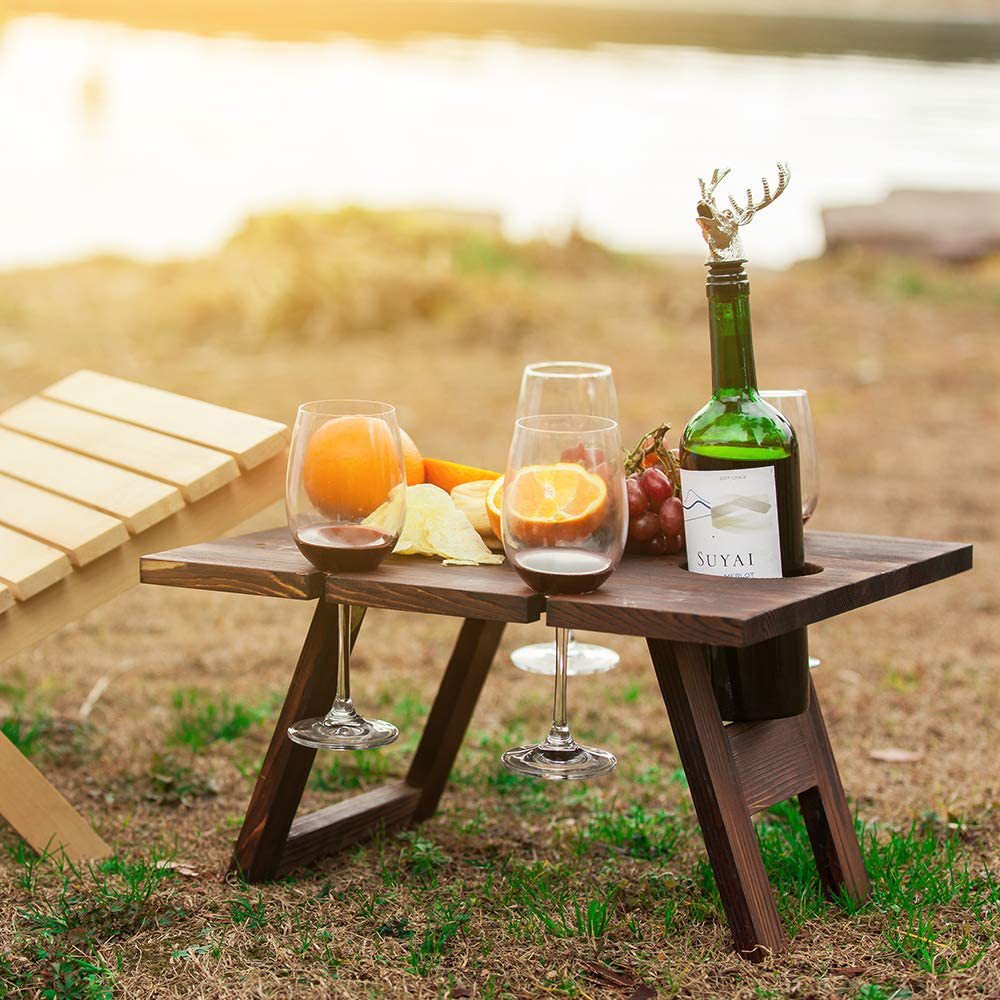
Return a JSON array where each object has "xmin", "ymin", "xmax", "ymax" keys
[
  {"xmin": 285, "ymin": 400, "xmax": 406, "ymax": 751},
  {"xmin": 501, "ymin": 414, "xmax": 627, "ymax": 780},
  {"xmin": 511, "ymin": 361, "xmax": 621, "ymax": 677}
]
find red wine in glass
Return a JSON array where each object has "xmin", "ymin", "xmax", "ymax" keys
[
  {"xmin": 295, "ymin": 524, "xmax": 396, "ymax": 572},
  {"xmin": 512, "ymin": 548, "xmax": 614, "ymax": 596}
]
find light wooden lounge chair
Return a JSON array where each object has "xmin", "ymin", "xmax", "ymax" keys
[{"xmin": 0, "ymin": 371, "xmax": 287, "ymax": 860}]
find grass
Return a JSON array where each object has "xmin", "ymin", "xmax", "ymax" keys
[
  {"xmin": 168, "ymin": 689, "xmax": 276, "ymax": 752},
  {"xmin": 0, "ymin": 847, "xmax": 180, "ymax": 998}
]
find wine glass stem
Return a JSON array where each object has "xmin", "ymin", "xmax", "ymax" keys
[
  {"xmin": 330, "ymin": 602, "xmax": 354, "ymax": 717},
  {"xmin": 566, "ymin": 630, "xmax": 577, "ymax": 653},
  {"xmin": 546, "ymin": 627, "xmax": 573, "ymax": 748}
]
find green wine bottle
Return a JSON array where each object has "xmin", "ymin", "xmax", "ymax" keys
[{"xmin": 679, "ymin": 165, "xmax": 809, "ymax": 721}]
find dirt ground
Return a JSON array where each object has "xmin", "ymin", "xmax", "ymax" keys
[{"xmin": 0, "ymin": 212, "xmax": 996, "ymax": 997}]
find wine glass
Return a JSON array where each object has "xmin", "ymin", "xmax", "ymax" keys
[
  {"xmin": 285, "ymin": 400, "xmax": 407, "ymax": 750},
  {"xmin": 501, "ymin": 414, "xmax": 627, "ymax": 780},
  {"xmin": 511, "ymin": 361, "xmax": 621, "ymax": 677},
  {"xmin": 761, "ymin": 389, "xmax": 821, "ymax": 668},
  {"xmin": 760, "ymin": 389, "xmax": 819, "ymax": 522}
]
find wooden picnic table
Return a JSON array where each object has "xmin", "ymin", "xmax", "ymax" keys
[{"xmin": 140, "ymin": 527, "xmax": 971, "ymax": 961}]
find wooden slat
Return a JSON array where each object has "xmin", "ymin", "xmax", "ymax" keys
[
  {"xmin": 726, "ymin": 717, "xmax": 817, "ymax": 814},
  {"xmin": 0, "ymin": 583, "xmax": 13, "ymax": 614},
  {"xmin": 0, "ymin": 397, "xmax": 239, "ymax": 502},
  {"xmin": 0, "ymin": 524, "xmax": 73, "ymax": 600},
  {"xmin": 278, "ymin": 784, "xmax": 422, "ymax": 878},
  {"xmin": 0, "ymin": 732, "xmax": 110, "ymax": 860},
  {"xmin": 0, "ymin": 450, "xmax": 286, "ymax": 663},
  {"xmin": 0, "ymin": 427, "xmax": 183, "ymax": 535},
  {"xmin": 0, "ymin": 474, "xmax": 128, "ymax": 567},
  {"xmin": 44, "ymin": 370, "xmax": 287, "ymax": 470}
]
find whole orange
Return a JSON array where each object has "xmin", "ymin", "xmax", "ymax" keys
[
  {"xmin": 400, "ymin": 429, "xmax": 425, "ymax": 485},
  {"xmin": 303, "ymin": 416, "xmax": 406, "ymax": 519}
]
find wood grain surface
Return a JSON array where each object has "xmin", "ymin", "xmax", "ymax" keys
[
  {"xmin": 546, "ymin": 532, "xmax": 972, "ymax": 645},
  {"xmin": 142, "ymin": 526, "xmax": 545, "ymax": 622},
  {"xmin": 143, "ymin": 529, "xmax": 971, "ymax": 642},
  {"xmin": 0, "ymin": 427, "xmax": 184, "ymax": 535},
  {"xmin": 43, "ymin": 370, "xmax": 288, "ymax": 470}
]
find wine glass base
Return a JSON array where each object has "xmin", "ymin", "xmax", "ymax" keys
[
  {"xmin": 510, "ymin": 640, "xmax": 619, "ymax": 676},
  {"xmin": 501, "ymin": 743, "xmax": 617, "ymax": 781},
  {"xmin": 288, "ymin": 715, "xmax": 398, "ymax": 751}
]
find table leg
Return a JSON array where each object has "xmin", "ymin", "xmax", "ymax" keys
[
  {"xmin": 647, "ymin": 639, "xmax": 870, "ymax": 961},
  {"xmin": 797, "ymin": 678, "xmax": 870, "ymax": 903},
  {"xmin": 648, "ymin": 639, "xmax": 786, "ymax": 961},
  {"xmin": 232, "ymin": 610, "xmax": 504, "ymax": 882},
  {"xmin": 231, "ymin": 600, "xmax": 358, "ymax": 881}
]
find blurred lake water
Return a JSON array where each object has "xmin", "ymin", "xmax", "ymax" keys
[{"xmin": 2, "ymin": 14, "xmax": 999, "ymax": 269}]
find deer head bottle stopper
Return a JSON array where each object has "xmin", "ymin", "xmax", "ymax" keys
[{"xmin": 696, "ymin": 162, "xmax": 791, "ymax": 263}]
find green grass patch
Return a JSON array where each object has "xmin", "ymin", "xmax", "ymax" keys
[
  {"xmin": 406, "ymin": 898, "xmax": 472, "ymax": 976},
  {"xmin": 578, "ymin": 801, "xmax": 684, "ymax": 861},
  {"xmin": 744, "ymin": 802, "xmax": 999, "ymax": 970},
  {"xmin": 309, "ymin": 748, "xmax": 394, "ymax": 792},
  {"xmin": 0, "ymin": 846, "xmax": 181, "ymax": 998},
  {"xmin": 168, "ymin": 689, "xmax": 276, "ymax": 752}
]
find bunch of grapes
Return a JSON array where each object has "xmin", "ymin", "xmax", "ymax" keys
[
  {"xmin": 626, "ymin": 467, "xmax": 684, "ymax": 555},
  {"xmin": 623, "ymin": 422, "xmax": 684, "ymax": 556}
]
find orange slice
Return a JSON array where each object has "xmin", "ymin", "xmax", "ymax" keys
[
  {"xmin": 423, "ymin": 457, "xmax": 501, "ymax": 494},
  {"xmin": 504, "ymin": 463, "xmax": 607, "ymax": 545},
  {"xmin": 486, "ymin": 475, "xmax": 504, "ymax": 541}
]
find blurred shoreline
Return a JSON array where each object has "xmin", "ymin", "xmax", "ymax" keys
[{"xmin": 8, "ymin": 0, "xmax": 1000, "ymax": 60}]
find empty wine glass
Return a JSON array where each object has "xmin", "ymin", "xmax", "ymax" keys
[
  {"xmin": 511, "ymin": 361, "xmax": 621, "ymax": 676},
  {"xmin": 760, "ymin": 389, "xmax": 819, "ymax": 522},
  {"xmin": 285, "ymin": 400, "xmax": 406, "ymax": 750},
  {"xmin": 762, "ymin": 389, "xmax": 821, "ymax": 668},
  {"xmin": 501, "ymin": 414, "xmax": 627, "ymax": 780}
]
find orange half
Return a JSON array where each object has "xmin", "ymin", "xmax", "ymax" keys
[{"xmin": 504, "ymin": 463, "xmax": 608, "ymax": 545}]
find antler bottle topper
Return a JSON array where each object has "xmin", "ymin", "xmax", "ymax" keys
[{"xmin": 696, "ymin": 162, "xmax": 791, "ymax": 262}]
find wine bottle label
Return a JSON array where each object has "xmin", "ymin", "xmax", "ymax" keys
[{"xmin": 680, "ymin": 466, "xmax": 782, "ymax": 578}]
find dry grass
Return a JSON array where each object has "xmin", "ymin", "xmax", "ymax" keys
[{"xmin": 0, "ymin": 210, "xmax": 997, "ymax": 998}]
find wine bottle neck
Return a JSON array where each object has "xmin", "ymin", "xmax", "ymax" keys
[{"xmin": 706, "ymin": 261, "xmax": 757, "ymax": 399}]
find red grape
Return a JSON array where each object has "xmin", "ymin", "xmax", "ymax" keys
[
  {"xmin": 658, "ymin": 496, "xmax": 684, "ymax": 538},
  {"xmin": 628, "ymin": 511, "xmax": 659, "ymax": 543},
  {"xmin": 560, "ymin": 442, "xmax": 586, "ymax": 464},
  {"xmin": 665, "ymin": 533, "xmax": 684, "ymax": 554},
  {"xmin": 640, "ymin": 467, "xmax": 674, "ymax": 506},
  {"xmin": 643, "ymin": 533, "xmax": 670, "ymax": 555},
  {"xmin": 626, "ymin": 479, "xmax": 648, "ymax": 518}
]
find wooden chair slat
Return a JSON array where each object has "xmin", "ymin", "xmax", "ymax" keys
[
  {"xmin": 44, "ymin": 370, "xmax": 288, "ymax": 470},
  {"xmin": 0, "ymin": 583, "xmax": 13, "ymax": 614},
  {"xmin": 0, "ymin": 474, "xmax": 129, "ymax": 567},
  {"xmin": 0, "ymin": 427, "xmax": 183, "ymax": 535},
  {"xmin": 0, "ymin": 525, "xmax": 72, "ymax": 600},
  {"xmin": 0, "ymin": 397, "xmax": 240, "ymax": 502},
  {"xmin": 0, "ymin": 451, "xmax": 286, "ymax": 664}
]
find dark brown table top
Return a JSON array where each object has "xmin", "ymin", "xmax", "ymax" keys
[{"xmin": 140, "ymin": 527, "xmax": 971, "ymax": 645}]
